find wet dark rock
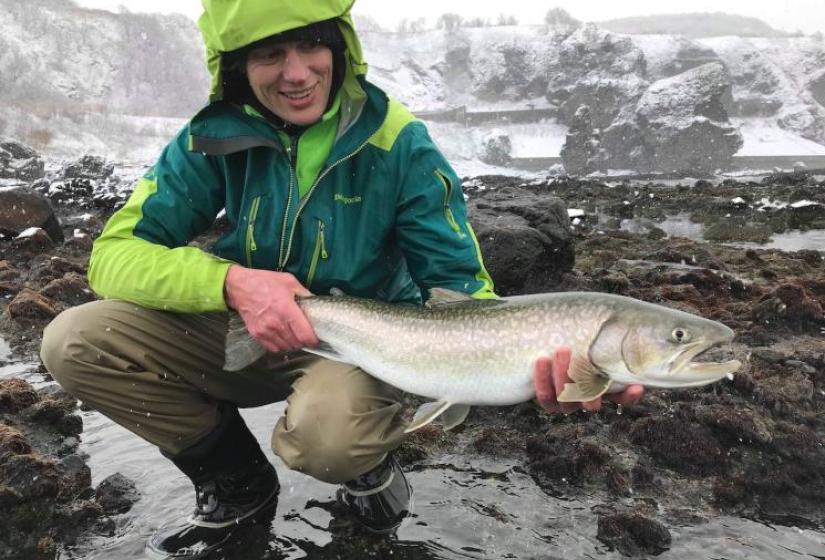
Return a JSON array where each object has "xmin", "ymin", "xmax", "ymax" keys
[
  {"xmin": 0, "ymin": 187, "xmax": 63, "ymax": 243},
  {"xmin": 760, "ymin": 170, "xmax": 816, "ymax": 187},
  {"xmin": 690, "ymin": 405, "xmax": 774, "ymax": 446},
  {"xmin": 396, "ymin": 423, "xmax": 449, "ymax": 466},
  {"xmin": 0, "ymin": 260, "xmax": 16, "ymax": 279},
  {"xmin": 20, "ymin": 398, "xmax": 83, "ymax": 437},
  {"xmin": 44, "ymin": 178, "xmax": 95, "ymax": 206},
  {"xmin": 629, "ymin": 418, "xmax": 726, "ymax": 476},
  {"xmin": 95, "ymin": 472, "xmax": 139, "ymax": 515},
  {"xmin": 597, "ymin": 512, "xmax": 672, "ymax": 556},
  {"xmin": 472, "ymin": 426, "xmax": 525, "ymax": 456},
  {"xmin": 754, "ymin": 371, "xmax": 814, "ymax": 410},
  {"xmin": 11, "ymin": 227, "xmax": 56, "ymax": 255},
  {"xmin": 1, "ymin": 452, "xmax": 60, "ymax": 502},
  {"xmin": 31, "ymin": 256, "xmax": 87, "ymax": 284},
  {"xmin": 469, "ymin": 186, "xmax": 574, "ymax": 293},
  {"xmin": 40, "ymin": 272, "xmax": 94, "ymax": 308},
  {"xmin": 0, "ymin": 139, "xmax": 38, "ymax": 160},
  {"xmin": 526, "ymin": 434, "xmax": 611, "ymax": 487},
  {"xmin": 0, "ymin": 423, "xmax": 33, "ymax": 460},
  {"xmin": 704, "ymin": 219, "xmax": 772, "ymax": 243},
  {"xmin": 60, "ymin": 155, "xmax": 115, "ymax": 181},
  {"xmin": 0, "ymin": 139, "xmax": 45, "ymax": 182},
  {"xmin": 57, "ymin": 454, "xmax": 92, "ymax": 500},
  {"xmin": 0, "ymin": 379, "xmax": 40, "ymax": 415},
  {"xmin": 752, "ymin": 283, "xmax": 824, "ymax": 331},
  {"xmin": 0, "ymin": 378, "xmax": 104, "ymax": 558},
  {"xmin": 473, "ymin": 224, "xmax": 566, "ymax": 295},
  {"xmin": 7, "ymin": 288, "xmax": 63, "ymax": 324}
]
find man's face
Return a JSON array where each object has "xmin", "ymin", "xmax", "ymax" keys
[{"xmin": 245, "ymin": 40, "xmax": 333, "ymax": 127}]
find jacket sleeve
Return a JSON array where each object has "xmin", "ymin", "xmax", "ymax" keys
[
  {"xmin": 88, "ymin": 125, "xmax": 234, "ymax": 312},
  {"xmin": 393, "ymin": 122, "xmax": 496, "ymax": 300}
]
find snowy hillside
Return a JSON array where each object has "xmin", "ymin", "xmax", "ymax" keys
[{"xmin": 1, "ymin": 1, "xmax": 824, "ymax": 169}]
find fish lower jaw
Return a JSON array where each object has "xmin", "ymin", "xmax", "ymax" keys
[{"xmin": 638, "ymin": 375, "xmax": 730, "ymax": 389}]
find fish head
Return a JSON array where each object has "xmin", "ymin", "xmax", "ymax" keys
[{"xmin": 589, "ymin": 303, "xmax": 742, "ymax": 388}]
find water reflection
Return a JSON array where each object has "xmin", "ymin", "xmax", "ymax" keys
[
  {"xmin": 63, "ymin": 404, "xmax": 825, "ymax": 559},
  {"xmin": 617, "ymin": 214, "xmax": 825, "ymax": 253},
  {"xmin": 0, "ymin": 340, "xmax": 41, "ymax": 379}
]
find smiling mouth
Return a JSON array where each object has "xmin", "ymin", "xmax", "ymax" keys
[{"xmin": 281, "ymin": 84, "xmax": 317, "ymax": 100}]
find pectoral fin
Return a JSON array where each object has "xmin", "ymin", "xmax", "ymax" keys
[
  {"xmin": 557, "ymin": 353, "xmax": 612, "ymax": 402},
  {"xmin": 224, "ymin": 312, "xmax": 267, "ymax": 372},
  {"xmin": 405, "ymin": 401, "xmax": 470, "ymax": 433}
]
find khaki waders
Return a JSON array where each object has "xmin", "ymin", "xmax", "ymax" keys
[{"xmin": 40, "ymin": 299, "xmax": 407, "ymax": 484}]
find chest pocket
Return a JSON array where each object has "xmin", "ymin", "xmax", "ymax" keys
[{"xmin": 244, "ymin": 194, "xmax": 270, "ymax": 268}]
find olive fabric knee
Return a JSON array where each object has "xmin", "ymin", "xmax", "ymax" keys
[
  {"xmin": 40, "ymin": 299, "xmax": 293, "ymax": 453},
  {"xmin": 271, "ymin": 360, "xmax": 406, "ymax": 484}
]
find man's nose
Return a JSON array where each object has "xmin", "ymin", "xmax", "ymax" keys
[{"xmin": 281, "ymin": 50, "xmax": 310, "ymax": 82}]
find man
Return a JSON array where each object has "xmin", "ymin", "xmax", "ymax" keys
[{"xmin": 41, "ymin": 1, "xmax": 642, "ymax": 558}]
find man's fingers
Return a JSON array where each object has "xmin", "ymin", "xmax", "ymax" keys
[
  {"xmin": 258, "ymin": 332, "xmax": 291, "ymax": 354},
  {"xmin": 285, "ymin": 314, "xmax": 319, "ymax": 348},
  {"xmin": 606, "ymin": 385, "xmax": 645, "ymax": 407},
  {"xmin": 550, "ymin": 348, "xmax": 571, "ymax": 402},
  {"xmin": 533, "ymin": 356, "xmax": 556, "ymax": 410},
  {"xmin": 550, "ymin": 348, "xmax": 579, "ymax": 414},
  {"xmin": 582, "ymin": 397, "xmax": 602, "ymax": 412}
]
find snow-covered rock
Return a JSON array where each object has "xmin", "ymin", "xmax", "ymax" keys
[{"xmin": 602, "ymin": 63, "xmax": 743, "ymax": 174}]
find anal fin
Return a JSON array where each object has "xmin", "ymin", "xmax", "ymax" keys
[{"xmin": 405, "ymin": 400, "xmax": 470, "ymax": 433}]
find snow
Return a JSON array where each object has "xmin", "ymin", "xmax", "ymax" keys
[
  {"xmin": 16, "ymin": 227, "xmax": 41, "ymax": 239},
  {"xmin": 732, "ymin": 118, "xmax": 825, "ymax": 155}
]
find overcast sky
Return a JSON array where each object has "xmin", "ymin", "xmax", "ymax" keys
[{"xmin": 73, "ymin": 0, "xmax": 825, "ymax": 35}]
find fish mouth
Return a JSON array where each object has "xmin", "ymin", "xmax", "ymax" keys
[{"xmin": 665, "ymin": 340, "xmax": 741, "ymax": 387}]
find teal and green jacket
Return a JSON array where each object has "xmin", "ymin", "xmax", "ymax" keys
[{"xmin": 88, "ymin": 0, "xmax": 495, "ymax": 311}]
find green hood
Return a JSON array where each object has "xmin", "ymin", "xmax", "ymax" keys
[{"xmin": 198, "ymin": 0, "xmax": 368, "ymax": 102}]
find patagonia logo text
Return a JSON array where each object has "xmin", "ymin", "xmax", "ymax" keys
[{"xmin": 334, "ymin": 194, "xmax": 362, "ymax": 205}]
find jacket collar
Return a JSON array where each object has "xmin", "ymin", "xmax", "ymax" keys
[{"xmin": 189, "ymin": 77, "xmax": 386, "ymax": 160}]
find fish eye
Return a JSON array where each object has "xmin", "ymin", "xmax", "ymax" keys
[{"xmin": 671, "ymin": 328, "xmax": 691, "ymax": 343}]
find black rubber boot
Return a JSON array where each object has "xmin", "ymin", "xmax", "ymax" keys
[
  {"xmin": 145, "ymin": 405, "xmax": 279, "ymax": 559},
  {"xmin": 337, "ymin": 453, "xmax": 412, "ymax": 533}
]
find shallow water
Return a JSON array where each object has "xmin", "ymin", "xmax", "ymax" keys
[
  {"xmin": 46, "ymin": 401, "xmax": 824, "ymax": 560},
  {"xmin": 0, "ymin": 340, "xmax": 39, "ymax": 378},
  {"xmin": 619, "ymin": 214, "xmax": 825, "ymax": 253}
]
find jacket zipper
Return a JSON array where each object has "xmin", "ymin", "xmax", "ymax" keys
[
  {"xmin": 277, "ymin": 135, "xmax": 299, "ymax": 269},
  {"xmin": 305, "ymin": 219, "xmax": 328, "ymax": 287},
  {"xmin": 436, "ymin": 169, "xmax": 463, "ymax": 235},
  {"xmin": 245, "ymin": 196, "xmax": 262, "ymax": 267},
  {"xmin": 277, "ymin": 138, "xmax": 371, "ymax": 270}
]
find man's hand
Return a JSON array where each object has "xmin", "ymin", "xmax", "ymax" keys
[
  {"xmin": 224, "ymin": 265, "xmax": 319, "ymax": 353},
  {"xmin": 533, "ymin": 347, "xmax": 644, "ymax": 414}
]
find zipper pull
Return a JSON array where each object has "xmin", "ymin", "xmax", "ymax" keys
[
  {"xmin": 288, "ymin": 135, "xmax": 299, "ymax": 168},
  {"xmin": 320, "ymin": 222, "xmax": 328, "ymax": 259}
]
